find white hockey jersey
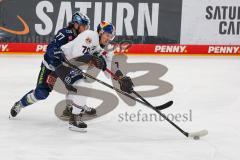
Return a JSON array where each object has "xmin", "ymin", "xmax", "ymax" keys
[
  {"xmin": 61, "ymin": 30, "xmax": 102, "ymax": 60},
  {"xmin": 61, "ymin": 30, "xmax": 119, "ymax": 77}
]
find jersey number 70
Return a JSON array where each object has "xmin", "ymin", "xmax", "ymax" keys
[{"xmin": 82, "ymin": 46, "xmax": 90, "ymax": 54}]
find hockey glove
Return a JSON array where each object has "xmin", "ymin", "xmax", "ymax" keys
[
  {"xmin": 91, "ymin": 55, "xmax": 107, "ymax": 71},
  {"xmin": 118, "ymin": 76, "xmax": 134, "ymax": 94}
]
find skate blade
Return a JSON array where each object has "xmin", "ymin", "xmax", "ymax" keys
[
  {"xmin": 60, "ymin": 115, "xmax": 70, "ymax": 120},
  {"xmin": 60, "ymin": 114, "xmax": 70, "ymax": 118},
  {"xmin": 82, "ymin": 113, "xmax": 97, "ymax": 117},
  {"xmin": 68, "ymin": 125, "xmax": 87, "ymax": 133}
]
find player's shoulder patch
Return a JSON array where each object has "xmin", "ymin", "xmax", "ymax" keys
[
  {"xmin": 68, "ymin": 36, "xmax": 73, "ymax": 41},
  {"xmin": 81, "ymin": 30, "xmax": 99, "ymax": 44},
  {"xmin": 85, "ymin": 37, "xmax": 92, "ymax": 44}
]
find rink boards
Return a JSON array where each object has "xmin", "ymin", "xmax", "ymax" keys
[{"xmin": 0, "ymin": 43, "xmax": 240, "ymax": 56}]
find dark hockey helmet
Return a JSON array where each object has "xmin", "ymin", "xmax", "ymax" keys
[{"xmin": 71, "ymin": 12, "xmax": 90, "ymax": 28}]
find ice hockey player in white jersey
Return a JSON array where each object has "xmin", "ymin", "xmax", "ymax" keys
[
  {"xmin": 55, "ymin": 21, "xmax": 134, "ymax": 131},
  {"xmin": 10, "ymin": 20, "xmax": 134, "ymax": 131}
]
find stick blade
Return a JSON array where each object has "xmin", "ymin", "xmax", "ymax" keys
[
  {"xmin": 155, "ymin": 101, "xmax": 173, "ymax": 110},
  {"xmin": 188, "ymin": 129, "xmax": 208, "ymax": 138}
]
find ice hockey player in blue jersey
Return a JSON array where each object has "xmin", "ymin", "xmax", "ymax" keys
[{"xmin": 10, "ymin": 12, "xmax": 90, "ymax": 118}]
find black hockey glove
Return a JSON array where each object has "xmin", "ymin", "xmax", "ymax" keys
[
  {"xmin": 91, "ymin": 55, "xmax": 107, "ymax": 71},
  {"xmin": 118, "ymin": 76, "xmax": 134, "ymax": 94}
]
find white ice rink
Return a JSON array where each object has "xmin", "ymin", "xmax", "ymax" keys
[{"xmin": 0, "ymin": 55, "xmax": 240, "ymax": 160}]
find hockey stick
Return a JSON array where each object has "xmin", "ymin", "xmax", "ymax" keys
[
  {"xmin": 102, "ymin": 70, "xmax": 207, "ymax": 138},
  {"xmin": 63, "ymin": 60, "xmax": 208, "ymax": 139},
  {"xmin": 105, "ymin": 68, "xmax": 173, "ymax": 110},
  {"xmin": 62, "ymin": 60, "xmax": 170, "ymax": 110},
  {"xmin": 132, "ymin": 91, "xmax": 173, "ymax": 110},
  {"xmin": 103, "ymin": 69, "xmax": 207, "ymax": 139},
  {"xmin": 132, "ymin": 91, "xmax": 208, "ymax": 139}
]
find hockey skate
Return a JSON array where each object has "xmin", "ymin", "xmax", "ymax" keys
[
  {"xmin": 9, "ymin": 102, "xmax": 22, "ymax": 118},
  {"xmin": 69, "ymin": 114, "xmax": 87, "ymax": 132},
  {"xmin": 61, "ymin": 104, "xmax": 96, "ymax": 120},
  {"xmin": 81, "ymin": 105, "xmax": 96, "ymax": 116},
  {"xmin": 61, "ymin": 105, "xmax": 73, "ymax": 118}
]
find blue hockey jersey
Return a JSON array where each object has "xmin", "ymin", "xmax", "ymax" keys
[{"xmin": 43, "ymin": 27, "xmax": 77, "ymax": 70}]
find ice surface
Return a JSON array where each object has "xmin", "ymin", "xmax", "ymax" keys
[{"xmin": 0, "ymin": 55, "xmax": 240, "ymax": 160}]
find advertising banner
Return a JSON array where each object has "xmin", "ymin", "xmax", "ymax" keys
[
  {"xmin": 1, "ymin": 43, "xmax": 240, "ymax": 56},
  {"xmin": 181, "ymin": 0, "xmax": 240, "ymax": 45},
  {"xmin": 0, "ymin": 0, "xmax": 182, "ymax": 44}
]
